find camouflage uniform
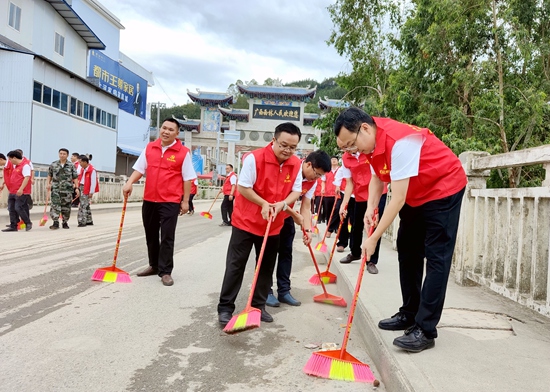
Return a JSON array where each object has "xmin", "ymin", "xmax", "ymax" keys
[
  {"xmin": 48, "ymin": 160, "xmax": 78, "ymax": 222},
  {"xmin": 77, "ymin": 186, "xmax": 93, "ymax": 225}
]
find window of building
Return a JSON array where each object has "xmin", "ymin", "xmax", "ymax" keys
[
  {"xmin": 43, "ymin": 86, "xmax": 52, "ymax": 106},
  {"xmin": 8, "ymin": 2, "xmax": 21, "ymax": 31},
  {"xmin": 52, "ymin": 90, "xmax": 61, "ymax": 109},
  {"xmin": 101, "ymin": 110, "xmax": 107, "ymax": 126},
  {"xmin": 111, "ymin": 115, "xmax": 117, "ymax": 129},
  {"xmin": 60, "ymin": 93, "xmax": 68, "ymax": 112},
  {"xmin": 95, "ymin": 107, "xmax": 101, "ymax": 124},
  {"xmin": 54, "ymin": 33, "xmax": 65, "ymax": 56},
  {"xmin": 76, "ymin": 100, "xmax": 83, "ymax": 117},
  {"xmin": 89, "ymin": 105, "xmax": 95, "ymax": 121},
  {"xmin": 83, "ymin": 103, "xmax": 89, "ymax": 119},
  {"xmin": 33, "ymin": 82, "xmax": 42, "ymax": 102},
  {"xmin": 70, "ymin": 97, "xmax": 77, "ymax": 115}
]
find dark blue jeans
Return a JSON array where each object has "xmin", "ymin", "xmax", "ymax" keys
[
  {"xmin": 397, "ymin": 188, "xmax": 465, "ymax": 338},
  {"xmin": 270, "ymin": 216, "xmax": 296, "ymax": 296}
]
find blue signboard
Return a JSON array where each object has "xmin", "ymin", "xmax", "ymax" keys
[{"xmin": 88, "ymin": 50, "xmax": 147, "ymax": 119}]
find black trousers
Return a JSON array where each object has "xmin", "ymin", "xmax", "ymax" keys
[
  {"xmin": 188, "ymin": 194, "xmax": 195, "ymax": 212},
  {"xmin": 220, "ymin": 195, "xmax": 234, "ymax": 224},
  {"xmin": 142, "ymin": 201, "xmax": 180, "ymax": 276},
  {"xmin": 270, "ymin": 216, "xmax": 295, "ymax": 296},
  {"xmin": 397, "ymin": 188, "xmax": 465, "ymax": 338},
  {"xmin": 313, "ymin": 196, "xmax": 324, "ymax": 222},
  {"xmin": 8, "ymin": 194, "xmax": 31, "ymax": 227},
  {"xmin": 336, "ymin": 195, "xmax": 353, "ymax": 248},
  {"xmin": 349, "ymin": 194, "xmax": 388, "ymax": 264},
  {"xmin": 323, "ymin": 196, "xmax": 337, "ymax": 232},
  {"xmin": 218, "ymin": 226, "xmax": 280, "ymax": 314}
]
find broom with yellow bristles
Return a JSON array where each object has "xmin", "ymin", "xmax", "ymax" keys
[
  {"xmin": 303, "ymin": 209, "xmax": 379, "ymax": 383},
  {"xmin": 223, "ymin": 214, "xmax": 273, "ymax": 334}
]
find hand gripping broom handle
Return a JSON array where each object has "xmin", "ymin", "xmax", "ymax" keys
[
  {"xmin": 206, "ymin": 189, "xmax": 223, "ymax": 214},
  {"xmin": 339, "ymin": 207, "xmax": 378, "ymax": 356},
  {"xmin": 111, "ymin": 196, "xmax": 128, "ymax": 268},
  {"xmin": 325, "ymin": 203, "xmax": 348, "ymax": 272},
  {"xmin": 244, "ymin": 214, "xmax": 273, "ymax": 308},
  {"xmin": 303, "ymin": 227, "xmax": 331, "ymax": 296}
]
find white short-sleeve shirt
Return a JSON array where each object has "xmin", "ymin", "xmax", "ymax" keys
[{"xmin": 133, "ymin": 141, "xmax": 196, "ymax": 181}]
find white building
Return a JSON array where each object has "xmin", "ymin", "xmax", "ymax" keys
[{"xmin": 0, "ymin": 0, "xmax": 152, "ymax": 175}]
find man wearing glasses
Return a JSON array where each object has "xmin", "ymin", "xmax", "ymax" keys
[
  {"xmin": 217, "ymin": 122, "xmax": 304, "ymax": 326},
  {"xmin": 334, "ymin": 107, "xmax": 467, "ymax": 353},
  {"xmin": 267, "ymin": 149, "xmax": 331, "ymax": 308}
]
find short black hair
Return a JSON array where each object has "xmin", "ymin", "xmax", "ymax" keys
[
  {"xmin": 163, "ymin": 118, "xmax": 180, "ymax": 130},
  {"xmin": 0, "ymin": 153, "xmax": 6, "ymax": 160},
  {"xmin": 59, "ymin": 148, "xmax": 69, "ymax": 154},
  {"xmin": 305, "ymin": 150, "xmax": 331, "ymax": 173},
  {"xmin": 7, "ymin": 150, "xmax": 22, "ymax": 159},
  {"xmin": 331, "ymin": 155, "xmax": 339, "ymax": 160},
  {"xmin": 226, "ymin": 164, "xmax": 233, "ymax": 169},
  {"xmin": 79, "ymin": 155, "xmax": 89, "ymax": 163},
  {"xmin": 16, "ymin": 149, "xmax": 23, "ymax": 155},
  {"xmin": 72, "ymin": 152, "xmax": 79, "ymax": 157},
  {"xmin": 274, "ymin": 122, "xmax": 302, "ymax": 141},
  {"xmin": 333, "ymin": 107, "xmax": 375, "ymax": 136}
]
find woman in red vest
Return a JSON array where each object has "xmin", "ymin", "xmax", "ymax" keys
[
  {"xmin": 217, "ymin": 123, "xmax": 303, "ymax": 326},
  {"xmin": 334, "ymin": 107, "xmax": 467, "ymax": 353}
]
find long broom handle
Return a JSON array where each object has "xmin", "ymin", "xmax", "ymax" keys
[
  {"xmin": 325, "ymin": 203, "xmax": 347, "ymax": 273},
  {"xmin": 318, "ymin": 195, "xmax": 337, "ymax": 244},
  {"xmin": 314, "ymin": 195, "xmax": 323, "ymax": 217},
  {"xmin": 339, "ymin": 208, "xmax": 378, "ymax": 356},
  {"xmin": 245, "ymin": 214, "xmax": 273, "ymax": 308},
  {"xmin": 111, "ymin": 196, "xmax": 128, "ymax": 268},
  {"xmin": 205, "ymin": 189, "xmax": 223, "ymax": 214},
  {"xmin": 43, "ymin": 191, "xmax": 50, "ymax": 215},
  {"xmin": 303, "ymin": 227, "xmax": 331, "ymax": 296}
]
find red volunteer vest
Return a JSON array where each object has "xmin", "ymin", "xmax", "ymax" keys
[
  {"xmin": 10, "ymin": 158, "xmax": 32, "ymax": 195},
  {"xmin": 340, "ymin": 177, "xmax": 347, "ymax": 193},
  {"xmin": 78, "ymin": 164, "xmax": 99, "ymax": 195},
  {"xmin": 342, "ymin": 152, "xmax": 372, "ymax": 202},
  {"xmin": 223, "ymin": 172, "xmax": 237, "ymax": 195},
  {"xmin": 290, "ymin": 177, "xmax": 316, "ymax": 209},
  {"xmin": 143, "ymin": 140, "xmax": 190, "ymax": 203},
  {"xmin": 232, "ymin": 143, "xmax": 301, "ymax": 236},
  {"xmin": 314, "ymin": 177, "xmax": 322, "ymax": 196},
  {"xmin": 3, "ymin": 160, "xmax": 13, "ymax": 192},
  {"xmin": 190, "ymin": 180, "xmax": 197, "ymax": 195},
  {"xmin": 369, "ymin": 117, "xmax": 467, "ymax": 206},
  {"xmin": 324, "ymin": 168, "xmax": 338, "ymax": 196}
]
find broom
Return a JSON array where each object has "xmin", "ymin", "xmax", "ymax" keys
[
  {"xmin": 314, "ymin": 196, "xmax": 337, "ymax": 253},
  {"xmin": 303, "ymin": 209, "xmax": 379, "ymax": 383},
  {"xmin": 302, "ymin": 227, "xmax": 347, "ymax": 307},
  {"xmin": 223, "ymin": 214, "xmax": 273, "ymax": 334},
  {"xmin": 309, "ymin": 203, "xmax": 348, "ymax": 285},
  {"xmin": 91, "ymin": 196, "xmax": 131, "ymax": 283},
  {"xmin": 39, "ymin": 193, "xmax": 50, "ymax": 226},
  {"xmin": 200, "ymin": 189, "xmax": 223, "ymax": 220},
  {"xmin": 311, "ymin": 195, "xmax": 323, "ymax": 234}
]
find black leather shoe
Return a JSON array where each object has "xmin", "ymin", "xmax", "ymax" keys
[
  {"xmin": 86, "ymin": 222, "xmax": 94, "ymax": 226},
  {"xmin": 279, "ymin": 293, "xmax": 301, "ymax": 306},
  {"xmin": 393, "ymin": 325, "xmax": 435, "ymax": 352},
  {"xmin": 218, "ymin": 312, "xmax": 232, "ymax": 326},
  {"xmin": 1, "ymin": 227, "xmax": 17, "ymax": 232},
  {"xmin": 378, "ymin": 312, "xmax": 415, "ymax": 330},
  {"xmin": 78, "ymin": 223, "xmax": 87, "ymax": 227},
  {"xmin": 260, "ymin": 308, "xmax": 273, "ymax": 323},
  {"xmin": 340, "ymin": 253, "xmax": 361, "ymax": 264},
  {"xmin": 137, "ymin": 266, "xmax": 158, "ymax": 277},
  {"xmin": 62, "ymin": 222, "xmax": 69, "ymax": 229}
]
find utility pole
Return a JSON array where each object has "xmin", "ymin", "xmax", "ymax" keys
[{"xmin": 153, "ymin": 101, "xmax": 166, "ymax": 139}]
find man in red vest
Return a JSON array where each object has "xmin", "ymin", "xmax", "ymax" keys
[
  {"xmin": 322, "ymin": 156, "xmax": 340, "ymax": 238},
  {"xmin": 122, "ymin": 119, "xmax": 196, "ymax": 286},
  {"xmin": 220, "ymin": 164, "xmax": 237, "ymax": 226},
  {"xmin": 187, "ymin": 178, "xmax": 198, "ymax": 215},
  {"xmin": 2, "ymin": 150, "xmax": 32, "ymax": 232},
  {"xmin": 217, "ymin": 122, "xmax": 303, "ymax": 326},
  {"xmin": 266, "ymin": 149, "xmax": 332, "ymax": 308},
  {"xmin": 77, "ymin": 155, "xmax": 98, "ymax": 227},
  {"xmin": 334, "ymin": 107, "xmax": 467, "ymax": 353}
]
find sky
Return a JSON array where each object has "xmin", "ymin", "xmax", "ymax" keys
[{"xmin": 96, "ymin": 0, "xmax": 350, "ymax": 106}]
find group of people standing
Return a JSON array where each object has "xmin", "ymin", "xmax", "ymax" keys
[{"xmin": 0, "ymin": 149, "xmax": 98, "ymax": 232}]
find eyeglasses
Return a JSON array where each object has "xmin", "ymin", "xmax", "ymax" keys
[
  {"xmin": 275, "ymin": 139, "xmax": 297, "ymax": 152},
  {"xmin": 312, "ymin": 168, "xmax": 323, "ymax": 178},
  {"xmin": 340, "ymin": 124, "xmax": 362, "ymax": 152}
]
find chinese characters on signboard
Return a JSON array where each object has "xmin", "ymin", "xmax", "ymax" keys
[
  {"xmin": 252, "ymin": 104, "xmax": 300, "ymax": 121},
  {"xmin": 88, "ymin": 50, "xmax": 147, "ymax": 119}
]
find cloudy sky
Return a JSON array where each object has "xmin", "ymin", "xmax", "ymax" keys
[{"xmin": 97, "ymin": 0, "xmax": 350, "ymax": 106}]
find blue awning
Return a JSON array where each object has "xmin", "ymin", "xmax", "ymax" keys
[{"xmin": 118, "ymin": 146, "xmax": 142, "ymax": 157}]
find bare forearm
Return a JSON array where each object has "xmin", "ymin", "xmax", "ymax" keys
[{"xmin": 182, "ymin": 181, "xmax": 191, "ymax": 202}]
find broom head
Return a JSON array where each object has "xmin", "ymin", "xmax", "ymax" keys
[
  {"xmin": 315, "ymin": 241, "xmax": 328, "ymax": 253},
  {"xmin": 200, "ymin": 211, "xmax": 213, "ymax": 220},
  {"xmin": 17, "ymin": 220, "xmax": 26, "ymax": 230},
  {"xmin": 304, "ymin": 349, "xmax": 375, "ymax": 383},
  {"xmin": 313, "ymin": 292, "xmax": 347, "ymax": 307},
  {"xmin": 309, "ymin": 271, "xmax": 337, "ymax": 285},
  {"xmin": 91, "ymin": 265, "xmax": 132, "ymax": 283},
  {"xmin": 348, "ymin": 223, "xmax": 352, "ymax": 232},
  {"xmin": 313, "ymin": 226, "xmax": 319, "ymax": 234},
  {"xmin": 312, "ymin": 213, "xmax": 318, "ymax": 225},
  {"xmin": 39, "ymin": 214, "xmax": 48, "ymax": 226},
  {"xmin": 223, "ymin": 306, "xmax": 261, "ymax": 334}
]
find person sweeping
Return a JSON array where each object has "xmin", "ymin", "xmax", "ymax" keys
[{"xmin": 217, "ymin": 122, "xmax": 304, "ymax": 328}]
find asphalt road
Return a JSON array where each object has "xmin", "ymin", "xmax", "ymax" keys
[{"xmin": 0, "ymin": 205, "xmax": 383, "ymax": 392}]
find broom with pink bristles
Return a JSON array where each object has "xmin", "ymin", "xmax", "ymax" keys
[
  {"xmin": 91, "ymin": 196, "xmax": 131, "ymax": 283},
  {"xmin": 314, "ymin": 196, "xmax": 338, "ymax": 253},
  {"xmin": 39, "ymin": 193, "xmax": 50, "ymax": 226},
  {"xmin": 303, "ymin": 209, "xmax": 379, "ymax": 383},
  {"xmin": 223, "ymin": 214, "xmax": 273, "ymax": 334},
  {"xmin": 309, "ymin": 203, "xmax": 348, "ymax": 285},
  {"xmin": 200, "ymin": 189, "xmax": 223, "ymax": 220}
]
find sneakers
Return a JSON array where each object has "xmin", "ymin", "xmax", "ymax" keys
[
  {"xmin": 266, "ymin": 293, "xmax": 280, "ymax": 307},
  {"xmin": 50, "ymin": 221, "xmax": 59, "ymax": 230},
  {"xmin": 339, "ymin": 253, "xmax": 361, "ymax": 264},
  {"xmin": 393, "ymin": 325, "xmax": 435, "ymax": 352},
  {"xmin": 366, "ymin": 262, "xmax": 379, "ymax": 274},
  {"xmin": 62, "ymin": 222, "xmax": 69, "ymax": 229}
]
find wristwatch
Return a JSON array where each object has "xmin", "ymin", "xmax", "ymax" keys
[{"xmin": 304, "ymin": 229, "xmax": 312, "ymax": 233}]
